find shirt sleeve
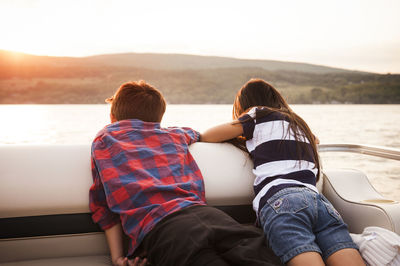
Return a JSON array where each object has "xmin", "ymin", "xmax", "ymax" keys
[
  {"xmin": 238, "ymin": 109, "xmax": 256, "ymax": 140},
  {"xmin": 177, "ymin": 127, "xmax": 200, "ymax": 145},
  {"xmin": 89, "ymin": 155, "xmax": 120, "ymax": 230}
]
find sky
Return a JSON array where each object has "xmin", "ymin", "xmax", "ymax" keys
[{"xmin": 1, "ymin": 0, "xmax": 399, "ymax": 73}]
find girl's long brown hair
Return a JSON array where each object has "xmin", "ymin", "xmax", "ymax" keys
[{"xmin": 230, "ymin": 78, "xmax": 320, "ymax": 181}]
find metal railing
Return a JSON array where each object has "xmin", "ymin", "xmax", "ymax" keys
[{"xmin": 318, "ymin": 144, "xmax": 400, "ymax": 161}]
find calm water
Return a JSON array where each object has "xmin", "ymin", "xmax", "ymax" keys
[{"xmin": 1, "ymin": 104, "xmax": 399, "ymax": 200}]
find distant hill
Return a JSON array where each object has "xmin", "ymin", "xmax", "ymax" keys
[
  {"xmin": 0, "ymin": 50, "xmax": 360, "ymax": 74},
  {"xmin": 82, "ymin": 53, "xmax": 360, "ymax": 74},
  {"xmin": 0, "ymin": 49, "xmax": 398, "ymax": 104}
]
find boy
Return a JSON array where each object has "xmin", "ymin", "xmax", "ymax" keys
[{"xmin": 89, "ymin": 81, "xmax": 281, "ymax": 266}]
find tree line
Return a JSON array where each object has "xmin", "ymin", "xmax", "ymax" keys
[{"xmin": 0, "ymin": 64, "xmax": 399, "ymax": 104}]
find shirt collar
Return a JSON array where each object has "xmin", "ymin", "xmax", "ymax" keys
[{"xmin": 108, "ymin": 119, "xmax": 161, "ymax": 131}]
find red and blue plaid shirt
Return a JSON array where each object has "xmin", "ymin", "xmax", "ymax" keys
[{"xmin": 89, "ymin": 119, "xmax": 206, "ymax": 256}]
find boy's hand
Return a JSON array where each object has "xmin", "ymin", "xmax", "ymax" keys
[
  {"xmin": 128, "ymin": 257, "xmax": 148, "ymax": 266},
  {"xmin": 114, "ymin": 256, "xmax": 148, "ymax": 266},
  {"xmin": 113, "ymin": 256, "xmax": 128, "ymax": 266}
]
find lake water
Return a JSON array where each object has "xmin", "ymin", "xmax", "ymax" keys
[{"xmin": 1, "ymin": 104, "xmax": 399, "ymax": 200}]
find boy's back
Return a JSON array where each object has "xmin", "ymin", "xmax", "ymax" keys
[{"xmin": 90, "ymin": 119, "xmax": 206, "ymax": 255}]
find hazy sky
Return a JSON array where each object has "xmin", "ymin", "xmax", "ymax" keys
[{"xmin": 1, "ymin": 0, "xmax": 399, "ymax": 73}]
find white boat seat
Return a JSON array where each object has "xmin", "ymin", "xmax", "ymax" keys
[
  {"xmin": 0, "ymin": 143, "xmax": 398, "ymax": 265},
  {"xmin": 0, "ymin": 255, "xmax": 110, "ymax": 266},
  {"xmin": 322, "ymin": 169, "xmax": 400, "ymax": 234}
]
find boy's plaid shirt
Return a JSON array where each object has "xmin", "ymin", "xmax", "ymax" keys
[{"xmin": 89, "ymin": 119, "xmax": 206, "ymax": 256}]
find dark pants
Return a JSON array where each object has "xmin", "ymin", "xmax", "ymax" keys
[{"xmin": 137, "ymin": 205, "xmax": 282, "ymax": 266}]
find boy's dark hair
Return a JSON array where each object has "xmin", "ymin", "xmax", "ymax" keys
[{"xmin": 106, "ymin": 80, "xmax": 166, "ymax": 122}]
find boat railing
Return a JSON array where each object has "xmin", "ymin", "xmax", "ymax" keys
[{"xmin": 318, "ymin": 143, "xmax": 400, "ymax": 161}]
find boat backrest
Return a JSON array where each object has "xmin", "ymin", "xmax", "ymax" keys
[
  {"xmin": 2, "ymin": 143, "xmax": 399, "ymax": 265},
  {"xmin": 0, "ymin": 142, "xmax": 322, "ymax": 219}
]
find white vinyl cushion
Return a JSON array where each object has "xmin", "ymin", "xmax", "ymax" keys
[
  {"xmin": 0, "ymin": 143, "xmax": 257, "ymax": 218},
  {"xmin": 0, "ymin": 143, "xmax": 324, "ymax": 218},
  {"xmin": 0, "ymin": 255, "xmax": 111, "ymax": 266}
]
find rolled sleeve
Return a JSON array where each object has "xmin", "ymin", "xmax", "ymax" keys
[{"xmin": 177, "ymin": 127, "xmax": 200, "ymax": 145}]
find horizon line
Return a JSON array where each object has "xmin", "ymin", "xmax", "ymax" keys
[{"xmin": 1, "ymin": 48, "xmax": 393, "ymax": 75}]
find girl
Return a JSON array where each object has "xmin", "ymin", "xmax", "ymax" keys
[{"xmin": 201, "ymin": 79, "xmax": 365, "ymax": 266}]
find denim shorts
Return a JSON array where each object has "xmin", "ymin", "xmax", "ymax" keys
[{"xmin": 259, "ymin": 186, "xmax": 358, "ymax": 264}]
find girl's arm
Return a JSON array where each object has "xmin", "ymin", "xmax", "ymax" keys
[{"xmin": 200, "ymin": 121, "xmax": 243, "ymax": 143}]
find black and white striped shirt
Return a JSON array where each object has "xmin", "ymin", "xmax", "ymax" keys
[{"xmin": 239, "ymin": 107, "xmax": 318, "ymax": 214}]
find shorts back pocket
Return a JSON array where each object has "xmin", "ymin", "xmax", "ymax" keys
[{"xmin": 268, "ymin": 191, "xmax": 308, "ymax": 214}]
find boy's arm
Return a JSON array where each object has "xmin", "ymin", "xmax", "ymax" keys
[
  {"xmin": 90, "ymin": 157, "xmax": 147, "ymax": 266},
  {"xmin": 105, "ymin": 223, "xmax": 126, "ymax": 265},
  {"xmin": 200, "ymin": 121, "xmax": 243, "ymax": 143},
  {"xmin": 105, "ymin": 223, "xmax": 148, "ymax": 266}
]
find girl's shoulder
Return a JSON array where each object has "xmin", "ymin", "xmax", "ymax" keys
[
  {"xmin": 250, "ymin": 107, "xmax": 289, "ymax": 123},
  {"xmin": 246, "ymin": 107, "xmax": 258, "ymax": 117}
]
